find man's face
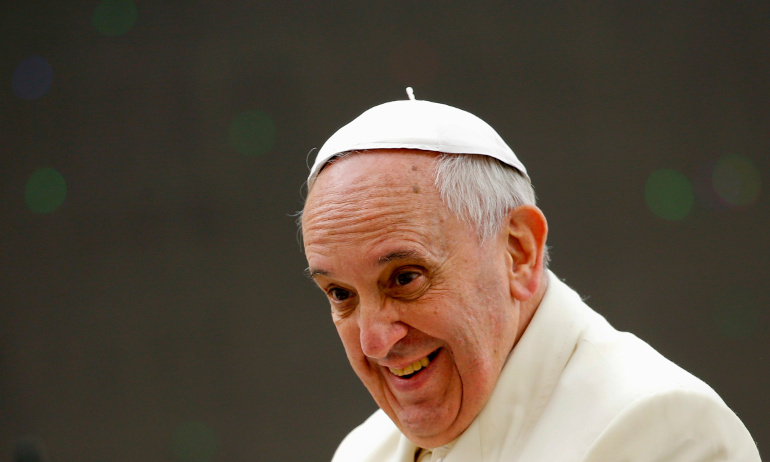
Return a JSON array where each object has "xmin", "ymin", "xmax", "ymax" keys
[{"xmin": 302, "ymin": 150, "xmax": 522, "ymax": 448}]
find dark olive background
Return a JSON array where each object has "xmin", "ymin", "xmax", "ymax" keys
[{"xmin": 1, "ymin": 2, "xmax": 767, "ymax": 461}]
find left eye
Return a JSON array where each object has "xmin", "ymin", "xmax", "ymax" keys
[{"xmin": 395, "ymin": 272, "xmax": 419, "ymax": 286}]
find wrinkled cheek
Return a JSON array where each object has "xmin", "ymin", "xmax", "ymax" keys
[
  {"xmin": 352, "ymin": 359, "xmax": 390, "ymax": 415},
  {"xmin": 336, "ymin": 323, "xmax": 379, "ymax": 385}
]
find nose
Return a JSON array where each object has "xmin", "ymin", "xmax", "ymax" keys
[{"xmin": 358, "ymin": 297, "xmax": 408, "ymax": 359}]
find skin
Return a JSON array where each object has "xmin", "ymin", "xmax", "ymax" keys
[{"xmin": 302, "ymin": 150, "xmax": 548, "ymax": 448}]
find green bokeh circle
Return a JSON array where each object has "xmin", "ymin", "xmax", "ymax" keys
[
  {"xmin": 712, "ymin": 155, "xmax": 761, "ymax": 207},
  {"xmin": 25, "ymin": 168, "xmax": 67, "ymax": 214},
  {"xmin": 645, "ymin": 169, "xmax": 694, "ymax": 221},
  {"xmin": 228, "ymin": 110, "xmax": 277, "ymax": 157},
  {"xmin": 172, "ymin": 421, "xmax": 217, "ymax": 462},
  {"xmin": 93, "ymin": 0, "xmax": 138, "ymax": 36}
]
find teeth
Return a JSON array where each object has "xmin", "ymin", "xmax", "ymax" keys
[{"xmin": 389, "ymin": 355, "xmax": 432, "ymax": 377}]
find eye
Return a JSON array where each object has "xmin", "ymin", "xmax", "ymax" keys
[
  {"xmin": 388, "ymin": 269, "xmax": 429, "ymax": 301},
  {"xmin": 394, "ymin": 271, "xmax": 419, "ymax": 286},
  {"xmin": 328, "ymin": 287, "xmax": 352, "ymax": 301}
]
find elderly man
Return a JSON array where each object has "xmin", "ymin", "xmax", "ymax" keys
[{"xmin": 300, "ymin": 89, "xmax": 760, "ymax": 462}]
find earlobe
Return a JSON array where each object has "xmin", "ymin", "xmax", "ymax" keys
[{"xmin": 505, "ymin": 205, "xmax": 548, "ymax": 301}]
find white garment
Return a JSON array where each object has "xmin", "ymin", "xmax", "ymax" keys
[
  {"xmin": 331, "ymin": 271, "xmax": 760, "ymax": 462},
  {"xmin": 416, "ymin": 443, "xmax": 453, "ymax": 462}
]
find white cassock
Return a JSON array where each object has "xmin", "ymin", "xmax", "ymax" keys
[{"xmin": 331, "ymin": 271, "xmax": 761, "ymax": 462}]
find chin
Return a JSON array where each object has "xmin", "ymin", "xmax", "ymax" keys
[
  {"xmin": 394, "ymin": 409, "xmax": 466, "ymax": 449},
  {"xmin": 403, "ymin": 425, "xmax": 463, "ymax": 449}
]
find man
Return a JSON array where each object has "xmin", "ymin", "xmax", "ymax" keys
[{"xmin": 300, "ymin": 89, "xmax": 760, "ymax": 462}]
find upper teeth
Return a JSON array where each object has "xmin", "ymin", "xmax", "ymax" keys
[{"xmin": 389, "ymin": 356, "xmax": 430, "ymax": 377}]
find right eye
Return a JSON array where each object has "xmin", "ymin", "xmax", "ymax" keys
[{"xmin": 328, "ymin": 287, "xmax": 352, "ymax": 301}]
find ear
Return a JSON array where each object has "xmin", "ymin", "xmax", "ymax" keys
[{"xmin": 504, "ymin": 205, "xmax": 548, "ymax": 301}]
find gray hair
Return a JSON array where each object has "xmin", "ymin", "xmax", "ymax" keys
[
  {"xmin": 434, "ymin": 154, "xmax": 550, "ymax": 266},
  {"xmin": 302, "ymin": 151, "xmax": 549, "ymax": 265}
]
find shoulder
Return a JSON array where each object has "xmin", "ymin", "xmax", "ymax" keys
[
  {"xmin": 557, "ymin": 310, "xmax": 759, "ymax": 460},
  {"xmin": 541, "ymin": 281, "xmax": 722, "ymax": 407},
  {"xmin": 539, "ymin": 274, "xmax": 719, "ymax": 399},
  {"xmin": 580, "ymin": 388, "xmax": 761, "ymax": 461},
  {"xmin": 331, "ymin": 410, "xmax": 403, "ymax": 462},
  {"xmin": 522, "ymin": 285, "xmax": 759, "ymax": 460},
  {"xmin": 572, "ymin": 322, "xmax": 719, "ymax": 401}
]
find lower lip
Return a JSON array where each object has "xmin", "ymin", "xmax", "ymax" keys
[{"xmin": 386, "ymin": 348, "xmax": 443, "ymax": 393}]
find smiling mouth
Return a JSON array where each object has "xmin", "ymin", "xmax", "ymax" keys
[{"xmin": 388, "ymin": 350, "xmax": 440, "ymax": 378}]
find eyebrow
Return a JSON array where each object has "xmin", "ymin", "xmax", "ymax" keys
[
  {"xmin": 377, "ymin": 250, "xmax": 424, "ymax": 266},
  {"xmin": 305, "ymin": 249, "xmax": 425, "ymax": 280},
  {"xmin": 305, "ymin": 267, "xmax": 328, "ymax": 279}
]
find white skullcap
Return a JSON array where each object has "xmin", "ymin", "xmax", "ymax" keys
[{"xmin": 308, "ymin": 88, "xmax": 528, "ymax": 184}]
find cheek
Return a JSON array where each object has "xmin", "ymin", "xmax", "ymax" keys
[
  {"xmin": 443, "ymin": 288, "xmax": 513, "ymax": 368},
  {"xmin": 335, "ymin": 320, "xmax": 366, "ymax": 363}
]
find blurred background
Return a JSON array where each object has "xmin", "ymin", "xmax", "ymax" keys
[{"xmin": 1, "ymin": 1, "xmax": 767, "ymax": 460}]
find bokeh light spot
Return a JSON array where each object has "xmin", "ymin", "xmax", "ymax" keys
[
  {"xmin": 12, "ymin": 55, "xmax": 53, "ymax": 100},
  {"xmin": 228, "ymin": 110, "xmax": 277, "ymax": 157},
  {"xmin": 644, "ymin": 169, "xmax": 694, "ymax": 221},
  {"xmin": 172, "ymin": 421, "xmax": 217, "ymax": 462},
  {"xmin": 92, "ymin": 0, "xmax": 138, "ymax": 36},
  {"xmin": 389, "ymin": 39, "xmax": 440, "ymax": 87},
  {"xmin": 712, "ymin": 155, "xmax": 761, "ymax": 207},
  {"xmin": 693, "ymin": 161, "xmax": 727, "ymax": 211},
  {"xmin": 25, "ymin": 168, "xmax": 67, "ymax": 214},
  {"xmin": 711, "ymin": 286, "xmax": 761, "ymax": 338}
]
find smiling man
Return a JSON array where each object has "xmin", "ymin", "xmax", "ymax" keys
[{"xmin": 300, "ymin": 90, "xmax": 760, "ymax": 462}]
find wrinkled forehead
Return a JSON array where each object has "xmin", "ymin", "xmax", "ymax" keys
[
  {"xmin": 301, "ymin": 150, "xmax": 450, "ymax": 248},
  {"xmin": 306, "ymin": 149, "xmax": 439, "ymax": 202}
]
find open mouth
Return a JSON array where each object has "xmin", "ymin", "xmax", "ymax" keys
[{"xmin": 388, "ymin": 349, "xmax": 440, "ymax": 379}]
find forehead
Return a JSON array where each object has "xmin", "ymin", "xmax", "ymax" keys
[{"xmin": 302, "ymin": 151, "xmax": 459, "ymax": 266}]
